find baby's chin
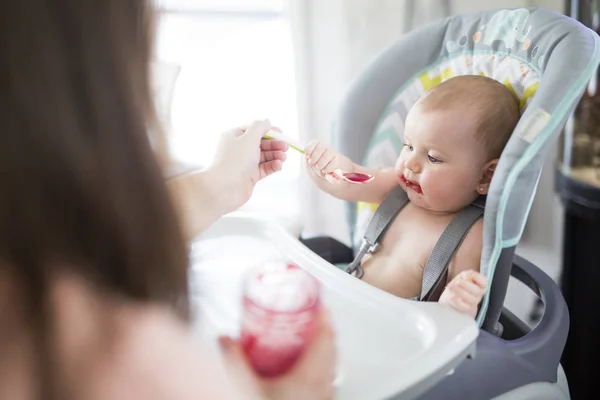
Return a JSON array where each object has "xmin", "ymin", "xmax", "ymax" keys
[
  {"xmin": 399, "ymin": 180, "xmax": 463, "ymax": 213},
  {"xmin": 405, "ymin": 190, "xmax": 462, "ymax": 214}
]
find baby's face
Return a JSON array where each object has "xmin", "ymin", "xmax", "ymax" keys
[{"xmin": 395, "ymin": 105, "xmax": 489, "ymax": 213}]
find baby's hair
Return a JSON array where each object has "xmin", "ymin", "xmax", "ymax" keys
[{"xmin": 417, "ymin": 75, "xmax": 520, "ymax": 159}]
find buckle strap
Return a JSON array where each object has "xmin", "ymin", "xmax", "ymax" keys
[
  {"xmin": 346, "ymin": 186, "xmax": 409, "ymax": 278},
  {"xmin": 345, "ymin": 238, "xmax": 378, "ymax": 278}
]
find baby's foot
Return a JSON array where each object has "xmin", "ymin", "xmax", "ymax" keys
[{"xmin": 439, "ymin": 270, "xmax": 488, "ymax": 318}]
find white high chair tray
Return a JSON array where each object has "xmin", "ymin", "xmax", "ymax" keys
[{"xmin": 189, "ymin": 213, "xmax": 478, "ymax": 400}]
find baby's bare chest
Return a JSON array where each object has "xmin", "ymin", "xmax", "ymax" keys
[
  {"xmin": 385, "ymin": 204, "xmax": 453, "ymax": 256},
  {"xmin": 360, "ymin": 205, "xmax": 455, "ymax": 297}
]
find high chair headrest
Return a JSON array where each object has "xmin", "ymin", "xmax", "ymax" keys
[{"xmin": 332, "ymin": 8, "xmax": 600, "ymax": 329}]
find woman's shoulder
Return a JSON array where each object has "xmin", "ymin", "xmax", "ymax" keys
[
  {"xmin": 54, "ymin": 276, "xmax": 237, "ymax": 400},
  {"xmin": 94, "ymin": 305, "xmax": 222, "ymax": 399}
]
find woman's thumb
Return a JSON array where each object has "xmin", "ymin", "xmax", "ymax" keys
[
  {"xmin": 218, "ymin": 336, "xmax": 264, "ymax": 394},
  {"xmin": 218, "ymin": 336, "xmax": 240, "ymax": 360},
  {"xmin": 218, "ymin": 336, "xmax": 253, "ymax": 373},
  {"xmin": 244, "ymin": 119, "xmax": 272, "ymax": 142}
]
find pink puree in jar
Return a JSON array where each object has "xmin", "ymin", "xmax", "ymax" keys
[{"xmin": 240, "ymin": 261, "xmax": 321, "ymax": 378}]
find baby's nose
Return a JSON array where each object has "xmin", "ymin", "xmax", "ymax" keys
[{"xmin": 406, "ymin": 159, "xmax": 421, "ymax": 174}]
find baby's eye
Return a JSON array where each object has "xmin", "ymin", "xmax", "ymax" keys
[
  {"xmin": 403, "ymin": 143, "xmax": 414, "ymax": 151},
  {"xmin": 428, "ymin": 155, "xmax": 441, "ymax": 163}
]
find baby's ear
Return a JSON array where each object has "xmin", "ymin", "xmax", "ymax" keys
[{"xmin": 480, "ymin": 159, "xmax": 498, "ymax": 185}]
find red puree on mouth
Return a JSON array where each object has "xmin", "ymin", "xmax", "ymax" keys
[
  {"xmin": 342, "ymin": 172, "xmax": 372, "ymax": 183},
  {"xmin": 400, "ymin": 175, "xmax": 423, "ymax": 194}
]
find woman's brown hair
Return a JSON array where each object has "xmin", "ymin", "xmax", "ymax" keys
[{"xmin": 0, "ymin": 0, "xmax": 189, "ymax": 396}]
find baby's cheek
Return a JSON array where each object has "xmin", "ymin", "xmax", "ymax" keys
[
  {"xmin": 422, "ymin": 171, "xmax": 443, "ymax": 188},
  {"xmin": 422, "ymin": 173, "xmax": 456, "ymax": 199}
]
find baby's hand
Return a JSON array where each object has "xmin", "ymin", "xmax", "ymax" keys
[
  {"xmin": 438, "ymin": 270, "xmax": 488, "ymax": 318},
  {"xmin": 304, "ymin": 140, "xmax": 352, "ymax": 181}
]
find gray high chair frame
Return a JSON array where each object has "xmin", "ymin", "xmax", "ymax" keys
[{"xmin": 300, "ymin": 7, "xmax": 600, "ymax": 399}]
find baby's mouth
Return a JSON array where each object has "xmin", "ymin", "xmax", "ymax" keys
[{"xmin": 400, "ymin": 174, "xmax": 423, "ymax": 194}]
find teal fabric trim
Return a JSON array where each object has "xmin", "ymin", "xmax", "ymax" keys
[
  {"xmin": 495, "ymin": 169, "xmax": 542, "ymax": 250},
  {"xmin": 503, "ymin": 236, "xmax": 521, "ymax": 248},
  {"xmin": 510, "ymin": 168, "xmax": 543, "ymax": 245}
]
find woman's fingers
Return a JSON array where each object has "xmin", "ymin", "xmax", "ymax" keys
[
  {"xmin": 260, "ymin": 160, "xmax": 284, "ymax": 179},
  {"xmin": 261, "ymin": 138, "xmax": 289, "ymax": 152},
  {"xmin": 260, "ymin": 150, "xmax": 287, "ymax": 163}
]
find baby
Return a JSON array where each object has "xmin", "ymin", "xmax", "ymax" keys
[{"xmin": 305, "ymin": 75, "xmax": 520, "ymax": 317}]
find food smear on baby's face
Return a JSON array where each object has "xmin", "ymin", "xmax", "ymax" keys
[{"xmin": 400, "ymin": 174, "xmax": 423, "ymax": 194}]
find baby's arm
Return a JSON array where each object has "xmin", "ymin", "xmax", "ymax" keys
[
  {"xmin": 438, "ymin": 220, "xmax": 488, "ymax": 318},
  {"xmin": 304, "ymin": 140, "xmax": 398, "ymax": 204}
]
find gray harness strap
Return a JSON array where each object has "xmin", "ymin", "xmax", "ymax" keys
[
  {"xmin": 345, "ymin": 188, "xmax": 484, "ymax": 301},
  {"xmin": 419, "ymin": 196, "xmax": 485, "ymax": 301},
  {"xmin": 345, "ymin": 186, "xmax": 409, "ymax": 278}
]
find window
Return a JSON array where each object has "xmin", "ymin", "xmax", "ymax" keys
[{"xmin": 156, "ymin": 0, "xmax": 302, "ymax": 230}]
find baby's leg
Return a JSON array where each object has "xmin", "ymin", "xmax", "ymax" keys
[{"xmin": 438, "ymin": 270, "xmax": 488, "ymax": 318}]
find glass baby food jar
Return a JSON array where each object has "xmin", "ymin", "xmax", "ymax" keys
[{"xmin": 240, "ymin": 261, "xmax": 321, "ymax": 377}]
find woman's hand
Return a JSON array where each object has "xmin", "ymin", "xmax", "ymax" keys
[
  {"xmin": 218, "ymin": 308, "xmax": 337, "ymax": 400},
  {"xmin": 439, "ymin": 270, "xmax": 488, "ymax": 318},
  {"xmin": 208, "ymin": 120, "xmax": 289, "ymax": 214},
  {"xmin": 165, "ymin": 120, "xmax": 288, "ymax": 240}
]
